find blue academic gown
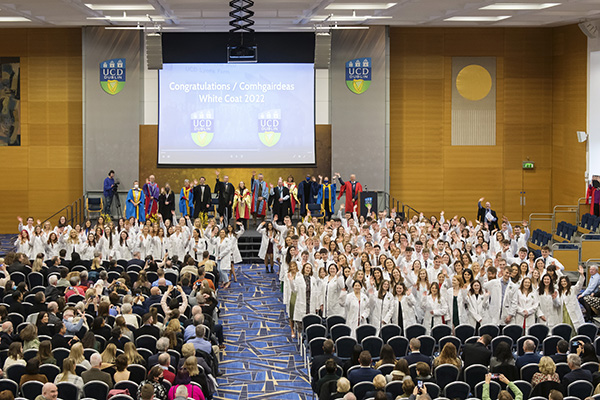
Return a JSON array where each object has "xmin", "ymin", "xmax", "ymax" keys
[
  {"xmin": 298, "ymin": 179, "xmax": 317, "ymax": 215},
  {"xmin": 317, "ymin": 183, "xmax": 336, "ymax": 213},
  {"xmin": 126, "ymin": 188, "xmax": 146, "ymax": 222},
  {"xmin": 179, "ymin": 186, "xmax": 194, "ymax": 216}
]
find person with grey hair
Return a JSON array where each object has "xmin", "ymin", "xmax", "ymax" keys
[
  {"xmin": 148, "ymin": 337, "xmax": 177, "ymax": 368},
  {"xmin": 187, "ymin": 325, "xmax": 212, "ymax": 354},
  {"xmin": 120, "ymin": 303, "xmax": 138, "ymax": 328},
  {"xmin": 44, "ymin": 275, "xmax": 60, "ymax": 302},
  {"xmin": 81, "ymin": 353, "xmax": 113, "ymax": 388},
  {"xmin": 516, "ymin": 339, "xmax": 541, "ymax": 369},
  {"xmin": 342, "ymin": 393, "xmax": 357, "ymax": 400},
  {"xmin": 34, "ymin": 382, "xmax": 58, "ymax": 400},
  {"xmin": 562, "ymin": 354, "xmax": 592, "ymax": 389},
  {"xmin": 578, "ymin": 264, "xmax": 600, "ymax": 321},
  {"xmin": 0, "ymin": 321, "xmax": 15, "ymax": 350},
  {"xmin": 46, "ymin": 302, "xmax": 61, "ymax": 325},
  {"xmin": 173, "ymin": 385, "xmax": 188, "ymax": 400},
  {"xmin": 184, "ymin": 312, "xmax": 204, "ymax": 342}
]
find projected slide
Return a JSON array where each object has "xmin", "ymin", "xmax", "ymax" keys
[{"xmin": 158, "ymin": 63, "xmax": 315, "ymax": 165}]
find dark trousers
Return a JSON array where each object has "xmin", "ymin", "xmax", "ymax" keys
[{"xmin": 579, "ymin": 295, "xmax": 594, "ymax": 320}]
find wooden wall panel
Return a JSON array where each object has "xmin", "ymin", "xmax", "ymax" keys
[
  {"xmin": 390, "ymin": 26, "xmax": 586, "ymax": 222},
  {"xmin": 0, "ymin": 28, "xmax": 83, "ymax": 233},
  {"xmin": 139, "ymin": 125, "xmax": 332, "ymax": 192}
]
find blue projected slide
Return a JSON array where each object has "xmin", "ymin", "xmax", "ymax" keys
[{"xmin": 158, "ymin": 63, "xmax": 315, "ymax": 165}]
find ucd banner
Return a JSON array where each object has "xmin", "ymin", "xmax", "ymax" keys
[
  {"xmin": 258, "ymin": 109, "xmax": 281, "ymax": 147},
  {"xmin": 346, "ymin": 57, "xmax": 371, "ymax": 94},
  {"xmin": 100, "ymin": 58, "xmax": 126, "ymax": 95}
]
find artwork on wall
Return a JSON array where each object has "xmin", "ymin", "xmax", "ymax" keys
[{"xmin": 0, "ymin": 57, "xmax": 20, "ymax": 146}]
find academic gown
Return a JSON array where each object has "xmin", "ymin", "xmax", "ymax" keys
[
  {"xmin": 179, "ymin": 186, "xmax": 194, "ymax": 217},
  {"xmin": 317, "ymin": 183, "xmax": 337, "ymax": 214},
  {"xmin": 251, "ymin": 177, "xmax": 269, "ymax": 216},
  {"xmin": 297, "ymin": 179, "xmax": 317, "ymax": 216},
  {"xmin": 159, "ymin": 190, "xmax": 175, "ymax": 222},
  {"xmin": 143, "ymin": 182, "xmax": 159, "ymax": 218},
  {"xmin": 233, "ymin": 188, "xmax": 252, "ymax": 219},
  {"xmin": 126, "ymin": 188, "xmax": 146, "ymax": 222},
  {"xmin": 337, "ymin": 179, "xmax": 363, "ymax": 211}
]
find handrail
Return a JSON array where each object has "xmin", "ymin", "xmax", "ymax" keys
[
  {"xmin": 552, "ymin": 204, "xmax": 578, "ymax": 234},
  {"xmin": 41, "ymin": 196, "xmax": 85, "ymax": 229},
  {"xmin": 402, "ymin": 203, "xmax": 421, "ymax": 220}
]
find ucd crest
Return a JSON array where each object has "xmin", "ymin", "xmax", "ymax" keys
[
  {"xmin": 100, "ymin": 59, "xmax": 126, "ymax": 95},
  {"xmin": 346, "ymin": 57, "xmax": 371, "ymax": 95},
  {"xmin": 258, "ymin": 109, "xmax": 281, "ymax": 147},
  {"xmin": 191, "ymin": 110, "xmax": 214, "ymax": 147}
]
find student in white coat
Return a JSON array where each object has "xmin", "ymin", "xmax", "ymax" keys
[
  {"xmin": 368, "ymin": 280, "xmax": 394, "ymax": 331},
  {"xmin": 80, "ymin": 233, "xmax": 97, "ymax": 260},
  {"xmin": 537, "ymin": 274, "xmax": 562, "ymax": 328},
  {"xmin": 290, "ymin": 263, "xmax": 323, "ymax": 334},
  {"xmin": 257, "ymin": 221, "xmax": 279, "ymax": 274},
  {"xmin": 340, "ymin": 280, "xmax": 370, "ymax": 338},
  {"xmin": 390, "ymin": 282, "xmax": 417, "ymax": 332},
  {"xmin": 465, "ymin": 280, "xmax": 489, "ymax": 329},
  {"xmin": 514, "ymin": 277, "xmax": 539, "ymax": 331},
  {"xmin": 483, "ymin": 265, "xmax": 518, "ymax": 325},
  {"xmin": 114, "ymin": 231, "xmax": 134, "ymax": 260},
  {"xmin": 227, "ymin": 222, "xmax": 245, "ymax": 266},
  {"xmin": 186, "ymin": 229, "xmax": 207, "ymax": 262},
  {"xmin": 14, "ymin": 231, "xmax": 33, "ymax": 259},
  {"xmin": 285, "ymin": 261, "xmax": 300, "ymax": 338},
  {"xmin": 557, "ymin": 265, "xmax": 586, "ymax": 330},
  {"xmin": 445, "ymin": 275, "xmax": 468, "ymax": 329},
  {"xmin": 215, "ymin": 229, "xmax": 232, "ymax": 288},
  {"xmin": 323, "ymin": 264, "xmax": 344, "ymax": 318},
  {"xmin": 423, "ymin": 282, "xmax": 448, "ymax": 333}
]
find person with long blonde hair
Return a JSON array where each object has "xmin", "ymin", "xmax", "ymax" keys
[
  {"xmin": 124, "ymin": 342, "xmax": 145, "ymax": 366},
  {"xmin": 100, "ymin": 343, "xmax": 117, "ymax": 367},
  {"xmin": 55, "ymin": 358, "xmax": 84, "ymax": 397},
  {"xmin": 69, "ymin": 342, "xmax": 91, "ymax": 370}
]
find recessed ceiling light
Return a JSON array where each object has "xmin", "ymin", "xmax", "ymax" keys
[
  {"xmin": 310, "ymin": 14, "xmax": 392, "ymax": 21},
  {"xmin": 85, "ymin": 4, "xmax": 156, "ymax": 11},
  {"xmin": 480, "ymin": 3, "xmax": 560, "ymax": 10},
  {"xmin": 325, "ymin": 3, "xmax": 397, "ymax": 10},
  {"xmin": 444, "ymin": 16, "xmax": 512, "ymax": 21},
  {"xmin": 87, "ymin": 15, "xmax": 165, "ymax": 21},
  {"xmin": 0, "ymin": 17, "xmax": 31, "ymax": 22}
]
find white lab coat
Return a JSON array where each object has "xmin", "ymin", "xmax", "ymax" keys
[
  {"xmin": 483, "ymin": 278, "xmax": 518, "ymax": 325},
  {"xmin": 465, "ymin": 292, "xmax": 489, "ymax": 326},
  {"xmin": 390, "ymin": 294, "xmax": 418, "ymax": 328},
  {"xmin": 538, "ymin": 292, "xmax": 562, "ymax": 328},
  {"xmin": 323, "ymin": 275, "xmax": 344, "ymax": 318},
  {"xmin": 444, "ymin": 288, "xmax": 469, "ymax": 327},
  {"xmin": 514, "ymin": 290, "xmax": 539, "ymax": 330},
  {"xmin": 30, "ymin": 235, "xmax": 45, "ymax": 258},
  {"xmin": 151, "ymin": 237, "xmax": 168, "ymax": 259},
  {"xmin": 423, "ymin": 295, "xmax": 449, "ymax": 333},
  {"xmin": 558, "ymin": 274, "xmax": 585, "ymax": 329},
  {"xmin": 114, "ymin": 240, "xmax": 134, "ymax": 260},
  {"xmin": 216, "ymin": 237, "xmax": 232, "ymax": 272},
  {"xmin": 187, "ymin": 238, "xmax": 207, "ymax": 262},
  {"xmin": 290, "ymin": 275, "xmax": 323, "ymax": 322},
  {"xmin": 168, "ymin": 233, "xmax": 188, "ymax": 260},
  {"xmin": 257, "ymin": 225, "xmax": 277, "ymax": 260},
  {"xmin": 341, "ymin": 290, "xmax": 371, "ymax": 337},
  {"xmin": 369, "ymin": 292, "xmax": 395, "ymax": 329},
  {"xmin": 14, "ymin": 239, "xmax": 32, "ymax": 259},
  {"xmin": 228, "ymin": 226, "xmax": 244, "ymax": 264}
]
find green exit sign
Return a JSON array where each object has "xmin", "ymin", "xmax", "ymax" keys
[{"xmin": 522, "ymin": 161, "xmax": 535, "ymax": 170}]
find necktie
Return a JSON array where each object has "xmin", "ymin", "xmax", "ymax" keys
[{"xmin": 398, "ymin": 299, "xmax": 403, "ymax": 331}]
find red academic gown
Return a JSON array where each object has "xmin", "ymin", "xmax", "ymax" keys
[
  {"xmin": 587, "ymin": 184, "xmax": 600, "ymax": 216},
  {"xmin": 338, "ymin": 180, "xmax": 363, "ymax": 211}
]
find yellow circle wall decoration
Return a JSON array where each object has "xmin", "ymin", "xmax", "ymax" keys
[{"xmin": 456, "ymin": 64, "xmax": 492, "ymax": 101}]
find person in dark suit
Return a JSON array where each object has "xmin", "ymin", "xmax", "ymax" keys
[
  {"xmin": 192, "ymin": 176, "xmax": 212, "ymax": 223},
  {"xmin": 562, "ymin": 354, "xmax": 593, "ymax": 391},
  {"xmin": 314, "ymin": 359, "xmax": 339, "ymax": 395},
  {"xmin": 82, "ymin": 353, "xmax": 113, "ymax": 388},
  {"xmin": 477, "ymin": 197, "xmax": 499, "ymax": 231},
  {"xmin": 310, "ymin": 339, "xmax": 343, "ymax": 382},
  {"xmin": 403, "ymin": 338, "xmax": 432, "ymax": 367},
  {"xmin": 215, "ymin": 171, "xmax": 235, "ymax": 226},
  {"xmin": 134, "ymin": 313, "xmax": 161, "ymax": 340},
  {"xmin": 7, "ymin": 253, "xmax": 28, "ymax": 275},
  {"xmin": 148, "ymin": 337, "xmax": 178, "ymax": 368},
  {"xmin": 550, "ymin": 340, "xmax": 569, "ymax": 365},
  {"xmin": 348, "ymin": 351, "xmax": 382, "ymax": 387},
  {"xmin": 142, "ymin": 287, "xmax": 163, "ymax": 314},
  {"xmin": 269, "ymin": 178, "xmax": 291, "ymax": 223},
  {"xmin": 364, "ymin": 374, "xmax": 394, "ymax": 400},
  {"xmin": 51, "ymin": 322, "xmax": 73, "ymax": 349},
  {"xmin": 0, "ymin": 322, "xmax": 17, "ymax": 350},
  {"xmin": 516, "ymin": 339, "xmax": 542, "ymax": 369},
  {"xmin": 462, "ymin": 334, "xmax": 492, "ymax": 368}
]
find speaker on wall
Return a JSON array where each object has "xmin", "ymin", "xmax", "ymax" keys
[
  {"xmin": 577, "ymin": 131, "xmax": 588, "ymax": 143},
  {"xmin": 314, "ymin": 32, "xmax": 331, "ymax": 69},
  {"xmin": 579, "ymin": 21, "xmax": 598, "ymax": 39},
  {"xmin": 146, "ymin": 33, "xmax": 163, "ymax": 70}
]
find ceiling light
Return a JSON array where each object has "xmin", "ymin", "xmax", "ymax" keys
[
  {"xmin": 85, "ymin": 4, "xmax": 155, "ymax": 11},
  {"xmin": 444, "ymin": 16, "xmax": 511, "ymax": 21},
  {"xmin": 0, "ymin": 17, "xmax": 31, "ymax": 22},
  {"xmin": 87, "ymin": 15, "xmax": 165, "ymax": 21},
  {"xmin": 310, "ymin": 13, "xmax": 392, "ymax": 21},
  {"xmin": 480, "ymin": 3, "xmax": 560, "ymax": 10},
  {"xmin": 325, "ymin": 3, "xmax": 397, "ymax": 10}
]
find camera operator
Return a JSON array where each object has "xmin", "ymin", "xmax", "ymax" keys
[{"xmin": 103, "ymin": 170, "xmax": 116, "ymax": 216}]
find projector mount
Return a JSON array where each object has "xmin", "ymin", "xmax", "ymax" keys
[{"xmin": 229, "ymin": 0, "xmax": 255, "ymax": 33}]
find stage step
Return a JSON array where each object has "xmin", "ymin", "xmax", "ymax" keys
[{"xmin": 238, "ymin": 231, "xmax": 262, "ymax": 263}]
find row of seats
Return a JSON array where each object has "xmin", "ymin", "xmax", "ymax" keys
[
  {"xmin": 531, "ymin": 229, "xmax": 552, "ymax": 247},
  {"xmin": 556, "ymin": 221, "xmax": 578, "ymax": 241},
  {"xmin": 581, "ymin": 213, "xmax": 600, "ymax": 232}
]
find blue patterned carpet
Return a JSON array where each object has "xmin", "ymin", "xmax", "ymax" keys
[
  {"xmin": 0, "ymin": 234, "xmax": 16, "ymax": 256},
  {"xmin": 216, "ymin": 264, "xmax": 312, "ymax": 400}
]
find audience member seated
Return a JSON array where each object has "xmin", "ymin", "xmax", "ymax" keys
[
  {"xmin": 490, "ymin": 341, "xmax": 518, "ymax": 381},
  {"xmin": 139, "ymin": 365, "xmax": 169, "ymax": 400},
  {"xmin": 167, "ymin": 368, "xmax": 205, "ymax": 400},
  {"xmin": 158, "ymin": 353, "xmax": 176, "ymax": 384},
  {"xmin": 531, "ymin": 356, "xmax": 561, "ymax": 388},
  {"xmin": 386, "ymin": 359, "xmax": 411, "ymax": 383},
  {"xmin": 343, "ymin": 345, "xmax": 363, "ymax": 377},
  {"xmin": 462, "ymin": 334, "xmax": 492, "ymax": 368},
  {"xmin": 550, "ymin": 340, "xmax": 569, "ymax": 364},
  {"xmin": 483, "ymin": 373, "xmax": 522, "ymax": 400},
  {"xmin": 0, "ymin": 389, "xmax": 14, "ymax": 400},
  {"xmin": 81, "ymin": 353, "xmax": 113, "ymax": 389},
  {"xmin": 329, "ymin": 377, "xmax": 351, "ymax": 400},
  {"xmin": 316, "ymin": 359, "xmax": 340, "ymax": 399},
  {"xmin": 19, "ymin": 358, "xmax": 48, "ymax": 387},
  {"xmin": 400, "ymin": 379, "xmax": 415, "ymax": 399},
  {"xmin": 348, "ymin": 351, "xmax": 382, "ymax": 387},
  {"xmin": 433, "ymin": 342, "xmax": 462, "ymax": 370},
  {"xmin": 34, "ymin": 383, "xmax": 58, "ymax": 400},
  {"xmin": 4, "ymin": 341, "xmax": 25, "ymax": 369},
  {"xmin": 113, "ymin": 354, "xmax": 130, "ymax": 383},
  {"xmin": 579, "ymin": 342, "xmax": 599, "ymax": 364},
  {"xmin": 69, "ymin": 342, "xmax": 91, "ymax": 370},
  {"xmin": 364, "ymin": 374, "xmax": 393, "ymax": 400},
  {"xmin": 403, "ymin": 338, "xmax": 431, "ymax": 367},
  {"xmin": 562, "ymin": 354, "xmax": 593, "ymax": 391},
  {"xmin": 0, "ymin": 322, "xmax": 16, "ymax": 351},
  {"xmin": 149, "ymin": 337, "xmax": 178, "ymax": 368},
  {"xmin": 516, "ymin": 339, "xmax": 541, "ymax": 369},
  {"xmin": 406, "ymin": 381, "xmax": 431, "ymax": 400},
  {"xmin": 415, "ymin": 362, "xmax": 434, "ymax": 384},
  {"xmin": 312, "ymin": 339, "xmax": 343, "ymax": 382},
  {"xmin": 37, "ymin": 340, "xmax": 57, "ymax": 366},
  {"xmin": 54, "ymin": 358, "xmax": 84, "ymax": 398},
  {"xmin": 375, "ymin": 344, "xmax": 396, "ymax": 369}
]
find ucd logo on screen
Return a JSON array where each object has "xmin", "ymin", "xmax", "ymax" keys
[
  {"xmin": 346, "ymin": 57, "xmax": 371, "ymax": 95},
  {"xmin": 258, "ymin": 109, "xmax": 281, "ymax": 147},
  {"xmin": 191, "ymin": 110, "xmax": 214, "ymax": 147},
  {"xmin": 100, "ymin": 59, "xmax": 126, "ymax": 95}
]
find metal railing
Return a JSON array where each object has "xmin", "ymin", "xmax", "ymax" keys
[{"xmin": 41, "ymin": 196, "xmax": 85, "ymax": 228}]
